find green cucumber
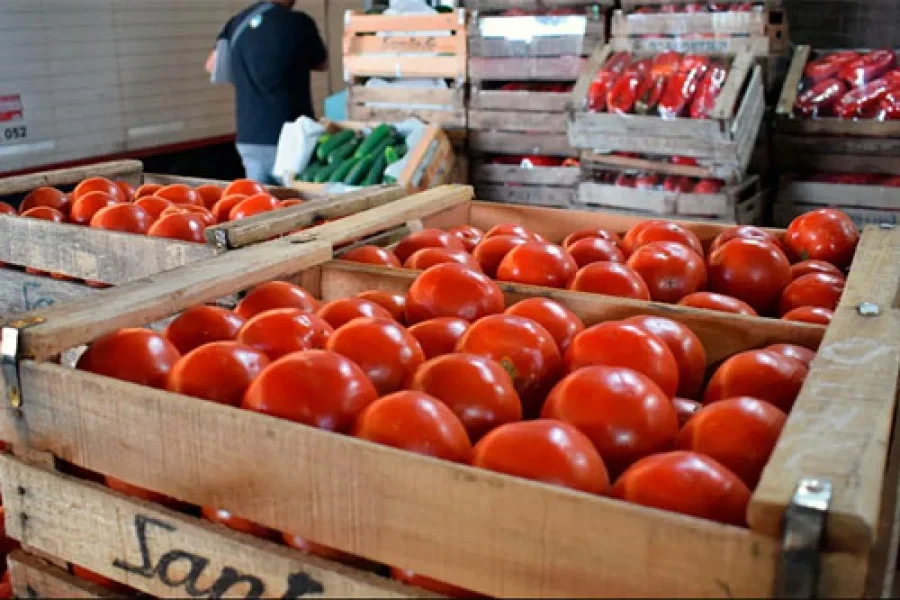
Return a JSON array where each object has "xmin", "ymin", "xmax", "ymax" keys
[
  {"xmin": 328, "ymin": 157, "xmax": 361, "ymax": 183},
  {"xmin": 354, "ymin": 123, "xmax": 394, "ymax": 158},
  {"xmin": 316, "ymin": 130, "xmax": 355, "ymax": 161},
  {"xmin": 317, "ymin": 133, "xmax": 331, "ymax": 146},
  {"xmin": 299, "ymin": 162, "xmax": 324, "ymax": 182},
  {"xmin": 362, "ymin": 155, "xmax": 387, "ymax": 186},
  {"xmin": 313, "ymin": 161, "xmax": 340, "ymax": 183},
  {"xmin": 327, "ymin": 138, "xmax": 360, "ymax": 164},
  {"xmin": 383, "ymin": 174, "xmax": 397, "ymax": 184},
  {"xmin": 384, "ymin": 143, "xmax": 408, "ymax": 165},
  {"xmin": 345, "ymin": 155, "xmax": 376, "ymax": 185}
]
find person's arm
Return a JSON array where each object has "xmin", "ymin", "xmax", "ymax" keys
[
  {"xmin": 294, "ymin": 12, "xmax": 328, "ymax": 72},
  {"xmin": 205, "ymin": 49, "xmax": 217, "ymax": 74}
]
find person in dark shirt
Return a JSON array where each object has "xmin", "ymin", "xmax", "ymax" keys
[{"xmin": 208, "ymin": 1, "xmax": 327, "ymax": 184}]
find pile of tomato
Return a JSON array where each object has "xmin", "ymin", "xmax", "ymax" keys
[
  {"xmin": 341, "ymin": 209, "xmax": 859, "ymax": 325},
  {"xmin": 795, "ymin": 49, "xmax": 899, "ymax": 120},
  {"xmin": 802, "ymin": 172, "xmax": 900, "ymax": 187},
  {"xmin": 631, "ymin": 2, "xmax": 756, "ymax": 14},
  {"xmin": 488, "ymin": 155, "xmax": 580, "ymax": 169},
  {"xmin": 591, "ymin": 169, "xmax": 724, "ymax": 193}
]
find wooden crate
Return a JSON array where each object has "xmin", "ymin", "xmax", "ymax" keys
[
  {"xmin": 470, "ymin": 161, "xmax": 579, "ymax": 208},
  {"xmin": 464, "ymin": 0, "xmax": 614, "ymax": 11},
  {"xmin": 2, "ymin": 191, "xmax": 899, "ymax": 596},
  {"xmin": 576, "ymin": 174, "xmax": 764, "ymax": 223},
  {"xmin": 774, "ymin": 178, "xmax": 900, "ymax": 228},
  {"xmin": 0, "ymin": 160, "xmax": 408, "ymax": 316},
  {"xmin": 346, "ymin": 83, "xmax": 467, "ymax": 131},
  {"xmin": 568, "ymin": 45, "xmax": 766, "ymax": 180},
  {"xmin": 468, "ymin": 8, "xmax": 606, "ymax": 59}
]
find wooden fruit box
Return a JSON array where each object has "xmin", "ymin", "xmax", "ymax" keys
[
  {"xmin": 290, "ymin": 120, "xmax": 455, "ymax": 195},
  {"xmin": 576, "ymin": 174, "xmax": 765, "ymax": 223},
  {"xmin": 0, "ymin": 160, "xmax": 408, "ymax": 317},
  {"xmin": 346, "ymin": 83, "xmax": 467, "ymax": 132},
  {"xmin": 470, "ymin": 161, "xmax": 580, "ymax": 208},
  {"xmin": 463, "ymin": 0, "xmax": 615, "ymax": 12},
  {"xmin": 774, "ymin": 178, "xmax": 900, "ymax": 229},
  {"xmin": 1, "ymin": 191, "xmax": 899, "ymax": 597},
  {"xmin": 568, "ymin": 45, "xmax": 766, "ymax": 180},
  {"xmin": 468, "ymin": 7, "xmax": 606, "ymax": 60}
]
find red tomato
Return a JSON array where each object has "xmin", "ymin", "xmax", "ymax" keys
[
  {"xmin": 147, "ymin": 212, "xmax": 206, "ymax": 243},
  {"xmin": 163, "ymin": 305, "xmax": 244, "ymax": 353},
  {"xmin": 567, "ymin": 237, "xmax": 626, "ymax": 267},
  {"xmin": 317, "ymin": 298, "xmax": 392, "ymax": 330},
  {"xmin": 340, "ymin": 245, "xmax": 401, "ymax": 267},
  {"xmin": 229, "ymin": 193, "xmax": 279, "ymax": 221},
  {"xmin": 326, "ymin": 317, "xmax": 424, "ymax": 396},
  {"xmin": 674, "ymin": 397, "xmax": 701, "ymax": 426},
  {"xmin": 471, "ymin": 235, "xmax": 530, "ymax": 277},
  {"xmin": 242, "ymin": 350, "xmax": 378, "ymax": 432},
  {"xmin": 21, "ymin": 206, "xmax": 65, "ymax": 222},
  {"xmin": 202, "ymin": 506, "xmax": 278, "ymax": 540},
  {"xmin": 353, "ymin": 391, "xmax": 471, "ymax": 462},
  {"xmin": 211, "ymin": 194, "xmax": 248, "ymax": 223},
  {"xmin": 505, "ymin": 297, "xmax": 584, "ymax": 354},
  {"xmin": 409, "ymin": 353, "xmax": 522, "ymax": 441},
  {"xmin": 484, "ymin": 223, "xmax": 544, "ymax": 242},
  {"xmin": 161, "ymin": 204, "xmax": 216, "ymax": 227},
  {"xmin": 74, "ymin": 177, "xmax": 125, "ymax": 202},
  {"xmin": 613, "ymin": 451, "xmax": 750, "ymax": 526},
  {"xmin": 195, "ymin": 184, "xmax": 224, "ymax": 209},
  {"xmin": 115, "ymin": 180, "xmax": 135, "ymax": 202},
  {"xmin": 70, "ymin": 191, "xmax": 118, "ymax": 225},
  {"xmin": 448, "ymin": 225, "xmax": 485, "ymax": 252},
  {"xmin": 391, "ymin": 568, "xmax": 485, "ymax": 598},
  {"xmin": 562, "ymin": 228, "xmax": 624, "ymax": 251},
  {"xmin": 766, "ymin": 343, "xmax": 816, "ymax": 367},
  {"xmin": 704, "ymin": 349, "xmax": 808, "ymax": 412},
  {"xmin": 166, "ymin": 341, "xmax": 269, "ymax": 405},
  {"xmin": 0, "ymin": 202, "xmax": 15, "ymax": 215},
  {"xmin": 472, "ymin": 419, "xmax": 609, "ymax": 494},
  {"xmin": 782, "ymin": 306, "xmax": 833, "ymax": 325},
  {"xmin": 678, "ymin": 397, "xmax": 786, "ymax": 488},
  {"xmin": 356, "ymin": 290, "xmax": 406, "ymax": 322},
  {"xmin": 408, "ymin": 317, "xmax": 469, "ymax": 359},
  {"xmin": 238, "ymin": 308, "xmax": 334, "ymax": 359},
  {"xmin": 626, "ymin": 241, "xmax": 707, "ymax": 303},
  {"xmin": 707, "ymin": 238, "xmax": 791, "ymax": 315},
  {"xmin": 404, "ymin": 247, "xmax": 482, "ymax": 272},
  {"xmin": 543, "ymin": 366, "xmax": 678, "ymax": 476},
  {"xmin": 21, "ymin": 186, "xmax": 70, "ymax": 216},
  {"xmin": 90, "ymin": 203, "xmax": 152, "ymax": 234},
  {"xmin": 134, "ymin": 196, "xmax": 174, "ymax": 222},
  {"xmin": 565, "ymin": 322, "xmax": 679, "ymax": 397},
  {"xmin": 778, "ymin": 273, "xmax": 845, "ymax": 315},
  {"xmin": 156, "ymin": 184, "xmax": 203, "ymax": 206},
  {"xmin": 456, "ymin": 314, "xmax": 562, "ymax": 416},
  {"xmin": 677, "ymin": 291, "xmax": 758, "ymax": 316},
  {"xmin": 224, "ymin": 178, "xmax": 266, "ymax": 197},
  {"xmin": 624, "ymin": 315, "xmax": 706, "ymax": 398},
  {"xmin": 790, "ymin": 259, "xmax": 845, "ymax": 281},
  {"xmin": 235, "ymin": 281, "xmax": 319, "ymax": 320},
  {"xmin": 785, "ymin": 208, "xmax": 858, "ymax": 269},
  {"xmin": 283, "ymin": 532, "xmax": 363, "ymax": 565},
  {"xmin": 394, "ymin": 229, "xmax": 467, "ymax": 263},
  {"xmin": 709, "ymin": 225, "xmax": 783, "ymax": 255},
  {"xmin": 77, "ymin": 328, "xmax": 181, "ymax": 388},
  {"xmin": 568, "ymin": 262, "xmax": 651, "ymax": 301},
  {"xmin": 626, "ymin": 220, "xmax": 704, "ymax": 256},
  {"xmin": 405, "ymin": 264, "xmax": 505, "ymax": 324},
  {"xmin": 496, "ymin": 242, "xmax": 577, "ymax": 289},
  {"xmin": 134, "ymin": 183, "xmax": 163, "ymax": 199}
]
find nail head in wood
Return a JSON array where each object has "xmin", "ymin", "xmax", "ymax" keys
[
  {"xmin": 857, "ymin": 302, "xmax": 881, "ymax": 317},
  {"xmin": 776, "ymin": 478, "xmax": 832, "ymax": 599}
]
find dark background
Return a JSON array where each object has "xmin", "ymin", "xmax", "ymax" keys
[{"xmin": 784, "ymin": 0, "xmax": 899, "ymax": 49}]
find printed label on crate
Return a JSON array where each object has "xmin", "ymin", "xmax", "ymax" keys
[
  {"xmin": 0, "ymin": 94, "xmax": 27, "ymax": 146},
  {"xmin": 479, "ymin": 15, "xmax": 586, "ymax": 42}
]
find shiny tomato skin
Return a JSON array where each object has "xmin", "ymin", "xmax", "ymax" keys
[
  {"xmin": 70, "ymin": 191, "xmax": 118, "ymax": 225},
  {"xmin": 448, "ymin": 225, "xmax": 485, "ymax": 252},
  {"xmin": 405, "ymin": 264, "xmax": 505, "ymax": 324},
  {"xmin": 156, "ymin": 183, "xmax": 203, "ymax": 206},
  {"xmin": 678, "ymin": 397, "xmax": 786, "ymax": 488},
  {"xmin": 238, "ymin": 308, "xmax": 334, "ymax": 359},
  {"xmin": 785, "ymin": 208, "xmax": 858, "ymax": 269},
  {"xmin": 391, "ymin": 568, "xmax": 485, "ymax": 598},
  {"xmin": 674, "ymin": 397, "xmax": 702, "ymax": 426},
  {"xmin": 352, "ymin": 390, "xmax": 472, "ymax": 462},
  {"xmin": 704, "ymin": 349, "xmax": 808, "ymax": 412},
  {"xmin": 195, "ymin": 184, "xmax": 224, "ymax": 209},
  {"xmin": 766, "ymin": 343, "xmax": 816, "ymax": 366},
  {"xmin": 677, "ymin": 291, "xmax": 758, "ymax": 316},
  {"xmin": 456, "ymin": 314, "xmax": 562, "ymax": 416},
  {"xmin": 707, "ymin": 238, "xmax": 792, "ymax": 315},
  {"xmin": 565, "ymin": 322, "xmax": 680, "ymax": 398},
  {"xmin": 471, "ymin": 235, "xmax": 529, "ymax": 277},
  {"xmin": 484, "ymin": 223, "xmax": 544, "ymax": 242},
  {"xmin": 404, "ymin": 247, "xmax": 482, "ymax": 272},
  {"xmin": 160, "ymin": 204, "xmax": 216, "ymax": 227},
  {"xmin": 394, "ymin": 229, "xmax": 466, "ymax": 263},
  {"xmin": 134, "ymin": 183, "xmax": 163, "ymax": 199},
  {"xmin": 21, "ymin": 206, "xmax": 65, "ymax": 222},
  {"xmin": 626, "ymin": 241, "xmax": 708, "ymax": 303},
  {"xmin": 74, "ymin": 177, "xmax": 124, "ymax": 203},
  {"xmin": 326, "ymin": 317, "xmax": 425, "ymax": 396},
  {"xmin": 567, "ymin": 237, "xmax": 626, "ymax": 267},
  {"xmin": 163, "ymin": 305, "xmax": 244, "ymax": 354},
  {"xmin": 317, "ymin": 298, "xmax": 393, "ymax": 330},
  {"xmin": 202, "ymin": 506, "xmax": 278, "ymax": 540},
  {"xmin": 229, "ymin": 193, "xmax": 279, "ymax": 221},
  {"xmin": 356, "ymin": 290, "xmax": 406, "ymax": 322},
  {"xmin": 242, "ymin": 350, "xmax": 378, "ymax": 432},
  {"xmin": 709, "ymin": 225, "xmax": 782, "ymax": 255},
  {"xmin": 116, "ymin": 180, "xmax": 135, "ymax": 202},
  {"xmin": 543, "ymin": 366, "xmax": 678, "ymax": 477},
  {"xmin": 0, "ymin": 201, "xmax": 15, "ymax": 215},
  {"xmin": 472, "ymin": 419, "xmax": 609, "ymax": 494},
  {"xmin": 235, "ymin": 281, "xmax": 319, "ymax": 320},
  {"xmin": 621, "ymin": 220, "xmax": 654, "ymax": 255},
  {"xmin": 166, "ymin": 341, "xmax": 270, "ymax": 405},
  {"xmin": 505, "ymin": 297, "xmax": 584, "ymax": 354},
  {"xmin": 782, "ymin": 306, "xmax": 833, "ymax": 325},
  {"xmin": 224, "ymin": 178, "xmax": 266, "ymax": 197},
  {"xmin": 409, "ymin": 353, "xmax": 522, "ymax": 441},
  {"xmin": 790, "ymin": 259, "xmax": 845, "ymax": 281},
  {"xmin": 624, "ymin": 315, "xmax": 706, "ymax": 398},
  {"xmin": 628, "ymin": 220, "xmax": 704, "ymax": 256},
  {"xmin": 613, "ymin": 451, "xmax": 751, "ymax": 526},
  {"xmin": 496, "ymin": 242, "xmax": 578, "ymax": 289},
  {"xmin": 134, "ymin": 196, "xmax": 174, "ymax": 221},
  {"xmin": 90, "ymin": 203, "xmax": 152, "ymax": 234},
  {"xmin": 211, "ymin": 194, "xmax": 248, "ymax": 223},
  {"xmin": 408, "ymin": 317, "xmax": 469, "ymax": 359},
  {"xmin": 21, "ymin": 187, "xmax": 70, "ymax": 216},
  {"xmin": 340, "ymin": 245, "xmax": 402, "ymax": 267},
  {"xmin": 147, "ymin": 212, "xmax": 206, "ymax": 243},
  {"xmin": 778, "ymin": 273, "xmax": 845, "ymax": 316},
  {"xmin": 568, "ymin": 262, "xmax": 651, "ymax": 300},
  {"xmin": 77, "ymin": 328, "xmax": 181, "ymax": 389},
  {"xmin": 562, "ymin": 228, "xmax": 624, "ymax": 251}
]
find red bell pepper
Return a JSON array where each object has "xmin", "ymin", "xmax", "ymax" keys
[
  {"xmin": 615, "ymin": 173, "xmax": 636, "ymax": 187},
  {"xmin": 804, "ymin": 52, "xmax": 860, "ymax": 83},
  {"xmin": 884, "ymin": 70, "xmax": 900, "ymax": 84},
  {"xmin": 658, "ymin": 57, "xmax": 710, "ymax": 119},
  {"xmin": 794, "ymin": 78, "xmax": 848, "ymax": 117},
  {"xmin": 587, "ymin": 71, "xmax": 618, "ymax": 112},
  {"xmin": 522, "ymin": 156, "xmax": 563, "ymax": 168},
  {"xmin": 651, "ymin": 51, "xmax": 682, "ymax": 77},
  {"xmin": 838, "ymin": 50, "xmax": 897, "ymax": 88},
  {"xmin": 882, "ymin": 176, "xmax": 900, "ymax": 187},
  {"xmin": 625, "ymin": 58, "xmax": 652, "ymax": 75},
  {"xmin": 671, "ymin": 155, "xmax": 700, "ymax": 166},
  {"xmin": 636, "ymin": 76, "xmax": 667, "ymax": 114},
  {"xmin": 607, "ymin": 72, "xmax": 646, "ymax": 115},
  {"xmin": 561, "ymin": 157, "xmax": 580, "ymax": 168},
  {"xmin": 689, "ymin": 63, "xmax": 728, "ymax": 119},
  {"xmin": 692, "ymin": 179, "xmax": 724, "ymax": 194},
  {"xmin": 634, "ymin": 6, "xmax": 656, "ymax": 14},
  {"xmin": 833, "ymin": 79, "xmax": 891, "ymax": 119},
  {"xmin": 663, "ymin": 176, "xmax": 694, "ymax": 192},
  {"xmin": 599, "ymin": 52, "xmax": 631, "ymax": 76},
  {"xmin": 732, "ymin": 2, "xmax": 753, "ymax": 11},
  {"xmin": 877, "ymin": 87, "xmax": 900, "ymax": 120},
  {"xmin": 660, "ymin": 5, "xmax": 683, "ymax": 13},
  {"xmin": 634, "ymin": 173, "xmax": 659, "ymax": 189}
]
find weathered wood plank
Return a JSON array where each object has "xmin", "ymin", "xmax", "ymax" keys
[
  {"xmin": 0, "ymin": 269, "xmax": 93, "ymax": 317},
  {"xmin": 7, "ymin": 550, "xmax": 124, "ymax": 599},
  {"xmin": 0, "ymin": 160, "xmax": 143, "ymax": 196}
]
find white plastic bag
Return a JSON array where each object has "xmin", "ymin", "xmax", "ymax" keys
[{"xmin": 272, "ymin": 116, "xmax": 326, "ymax": 186}]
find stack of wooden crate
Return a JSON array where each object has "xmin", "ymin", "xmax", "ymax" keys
[{"xmin": 466, "ymin": 0, "xmax": 612, "ymax": 207}]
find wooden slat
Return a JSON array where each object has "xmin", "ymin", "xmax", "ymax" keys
[
  {"xmin": 467, "ymin": 0, "xmax": 614, "ymax": 10},
  {"xmin": 470, "ymin": 164, "xmax": 580, "ymax": 186},
  {"xmin": 343, "ymin": 54, "xmax": 466, "ymax": 80},
  {"xmin": 469, "ymin": 55, "xmax": 586, "ymax": 81},
  {"xmin": 7, "ymin": 550, "xmax": 123, "ymax": 599},
  {"xmin": 468, "ymin": 109, "xmax": 567, "ymax": 133},
  {"xmin": 751, "ymin": 226, "xmax": 900, "ymax": 553},
  {"xmin": 712, "ymin": 50, "xmax": 753, "ymax": 122},
  {"xmin": 777, "ymin": 116, "xmax": 900, "ymax": 138},
  {"xmin": 468, "ymin": 131, "xmax": 574, "ymax": 156},
  {"xmin": 343, "ymin": 10, "xmax": 465, "ymax": 34},
  {"xmin": 469, "ymin": 88, "xmax": 569, "ymax": 112},
  {"xmin": 0, "ymin": 457, "xmax": 431, "ymax": 599},
  {"xmin": 348, "ymin": 85, "xmax": 463, "ymax": 107},
  {"xmin": 345, "ymin": 33, "xmax": 463, "ymax": 56},
  {"xmin": 0, "ymin": 269, "xmax": 93, "ymax": 317},
  {"xmin": 612, "ymin": 8, "xmax": 767, "ymax": 36},
  {"xmin": 475, "ymin": 184, "xmax": 575, "ymax": 208},
  {"xmin": 0, "ymin": 160, "xmax": 143, "ymax": 196},
  {"xmin": 775, "ymin": 45, "xmax": 810, "ymax": 117},
  {"xmin": 569, "ymin": 43, "xmax": 612, "ymax": 114}
]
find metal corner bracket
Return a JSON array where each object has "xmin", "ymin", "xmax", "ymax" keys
[
  {"xmin": 1, "ymin": 316, "xmax": 45, "ymax": 409},
  {"xmin": 776, "ymin": 478, "xmax": 833, "ymax": 599}
]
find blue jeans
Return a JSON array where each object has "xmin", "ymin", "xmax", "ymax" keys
[{"xmin": 236, "ymin": 143, "xmax": 278, "ymax": 185}]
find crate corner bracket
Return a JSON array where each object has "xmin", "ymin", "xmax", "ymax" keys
[
  {"xmin": 1, "ymin": 317, "xmax": 45, "ymax": 409},
  {"xmin": 776, "ymin": 477, "xmax": 833, "ymax": 599}
]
